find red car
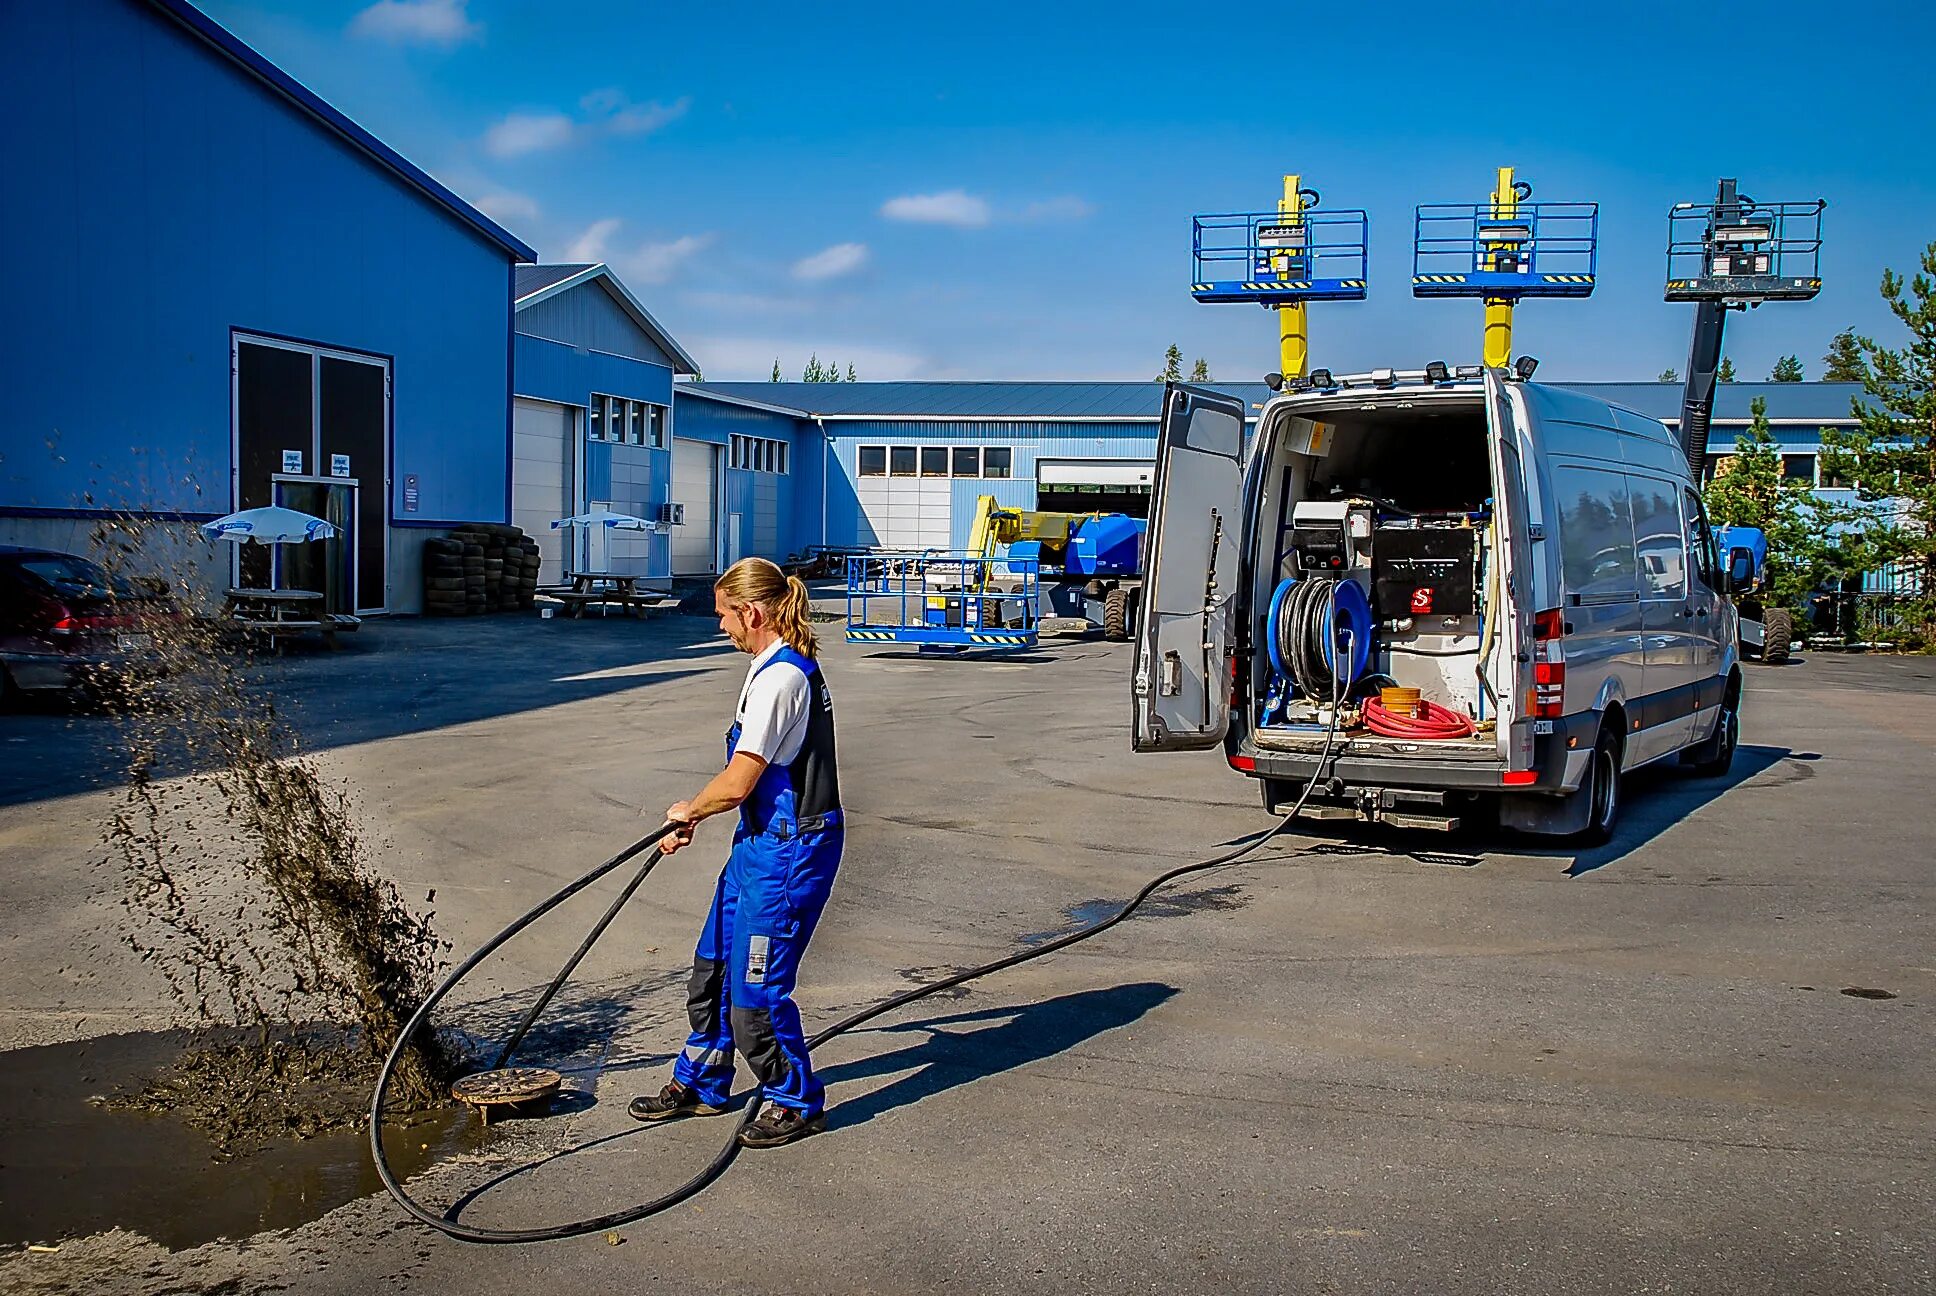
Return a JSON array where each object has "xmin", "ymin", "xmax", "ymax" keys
[{"xmin": 0, "ymin": 546, "xmax": 177, "ymax": 706}]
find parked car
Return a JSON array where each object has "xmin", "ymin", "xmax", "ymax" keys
[
  {"xmin": 1133, "ymin": 368, "xmax": 1750, "ymax": 844},
  {"xmin": 0, "ymin": 546, "xmax": 178, "ymax": 706}
]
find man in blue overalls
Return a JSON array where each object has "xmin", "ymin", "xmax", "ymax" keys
[{"xmin": 629, "ymin": 558, "xmax": 843, "ymax": 1147}]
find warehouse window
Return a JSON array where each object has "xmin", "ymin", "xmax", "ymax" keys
[
  {"xmin": 1782, "ymin": 454, "xmax": 1816, "ymax": 485},
  {"xmin": 649, "ymin": 405, "xmax": 667, "ymax": 448},
  {"xmin": 983, "ymin": 447, "xmax": 1012, "ymax": 479},
  {"xmin": 588, "ymin": 396, "xmax": 608, "ymax": 441},
  {"xmin": 952, "ymin": 447, "xmax": 981, "ymax": 478},
  {"xmin": 920, "ymin": 447, "xmax": 948, "ymax": 477},
  {"xmin": 587, "ymin": 395, "xmax": 664, "ymax": 446},
  {"xmin": 730, "ymin": 433, "xmax": 790, "ymax": 475},
  {"xmin": 859, "ymin": 446, "xmax": 886, "ymax": 477},
  {"xmin": 890, "ymin": 446, "xmax": 918, "ymax": 477}
]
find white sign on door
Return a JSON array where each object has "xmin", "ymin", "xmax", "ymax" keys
[
  {"xmin": 330, "ymin": 454, "xmax": 351, "ymax": 478},
  {"xmin": 281, "ymin": 450, "xmax": 304, "ymax": 473}
]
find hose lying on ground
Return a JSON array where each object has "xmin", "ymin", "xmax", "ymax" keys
[{"xmin": 370, "ymin": 700, "xmax": 1347, "ymax": 1244}]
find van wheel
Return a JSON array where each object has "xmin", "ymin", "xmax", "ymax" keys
[
  {"xmin": 1576, "ymin": 727, "xmax": 1622, "ymax": 846},
  {"xmin": 1685, "ymin": 682, "xmax": 1739, "ymax": 777},
  {"xmin": 1762, "ymin": 610, "xmax": 1793, "ymax": 664},
  {"xmin": 1102, "ymin": 588, "xmax": 1129, "ymax": 642}
]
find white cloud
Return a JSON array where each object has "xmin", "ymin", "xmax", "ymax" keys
[
  {"xmin": 564, "ymin": 217, "xmax": 621, "ymax": 264},
  {"xmin": 616, "ymin": 234, "xmax": 714, "ymax": 285},
  {"xmin": 881, "ymin": 190, "xmax": 992, "ymax": 228},
  {"xmin": 690, "ymin": 336, "xmax": 929, "ymax": 381},
  {"xmin": 792, "ymin": 242, "xmax": 870, "ymax": 282},
  {"xmin": 1019, "ymin": 195, "xmax": 1096, "ymax": 222},
  {"xmin": 484, "ymin": 111, "xmax": 575, "ymax": 158},
  {"xmin": 349, "ymin": 0, "xmax": 480, "ymax": 46},
  {"xmin": 474, "ymin": 191, "xmax": 539, "ymax": 225},
  {"xmin": 580, "ymin": 90, "xmax": 692, "ymax": 137}
]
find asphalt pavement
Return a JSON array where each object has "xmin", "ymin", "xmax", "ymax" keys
[{"xmin": 0, "ymin": 619, "xmax": 1930, "ymax": 1294}]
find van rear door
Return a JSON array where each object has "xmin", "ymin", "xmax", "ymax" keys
[
  {"xmin": 1132, "ymin": 383, "xmax": 1246, "ymax": 752},
  {"xmin": 1484, "ymin": 370, "xmax": 1536, "ymax": 769}
]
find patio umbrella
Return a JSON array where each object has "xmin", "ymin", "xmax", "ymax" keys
[
  {"xmin": 200, "ymin": 506, "xmax": 339, "ymax": 544},
  {"xmin": 551, "ymin": 509, "xmax": 655, "ymax": 531}
]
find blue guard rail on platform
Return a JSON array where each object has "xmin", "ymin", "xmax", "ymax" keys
[
  {"xmin": 1665, "ymin": 199, "xmax": 1824, "ymax": 303},
  {"xmin": 1191, "ymin": 209, "xmax": 1370, "ymax": 305},
  {"xmin": 845, "ymin": 553, "xmax": 1040, "ymax": 651},
  {"xmin": 1412, "ymin": 201, "xmax": 1599, "ymax": 297}
]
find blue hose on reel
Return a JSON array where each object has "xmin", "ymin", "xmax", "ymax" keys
[{"xmin": 1262, "ymin": 576, "xmax": 1373, "ymax": 721}]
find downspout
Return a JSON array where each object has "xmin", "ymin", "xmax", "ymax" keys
[{"xmin": 817, "ymin": 416, "xmax": 829, "ymax": 550}]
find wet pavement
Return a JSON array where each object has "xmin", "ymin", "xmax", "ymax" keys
[{"xmin": 0, "ymin": 618, "xmax": 1931, "ymax": 1294}]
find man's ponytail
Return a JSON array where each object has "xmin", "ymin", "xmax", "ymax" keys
[{"xmin": 716, "ymin": 557, "xmax": 819, "ymax": 658}]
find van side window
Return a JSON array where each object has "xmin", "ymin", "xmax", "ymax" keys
[
  {"xmin": 1629, "ymin": 476, "xmax": 1686, "ymax": 601},
  {"xmin": 1684, "ymin": 489, "xmax": 1720, "ymax": 590},
  {"xmin": 1553, "ymin": 464, "xmax": 1638, "ymax": 602}
]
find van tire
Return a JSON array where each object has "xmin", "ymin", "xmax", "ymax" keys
[
  {"xmin": 1102, "ymin": 588, "xmax": 1129, "ymax": 642},
  {"xmin": 1762, "ymin": 610, "xmax": 1793, "ymax": 664},
  {"xmin": 1575, "ymin": 726, "xmax": 1622, "ymax": 846},
  {"xmin": 1684, "ymin": 679, "xmax": 1740, "ymax": 777}
]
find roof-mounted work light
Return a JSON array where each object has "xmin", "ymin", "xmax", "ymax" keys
[
  {"xmin": 1424, "ymin": 360, "xmax": 1451, "ymax": 383},
  {"xmin": 1513, "ymin": 355, "xmax": 1539, "ymax": 381},
  {"xmin": 1307, "ymin": 368, "xmax": 1335, "ymax": 389}
]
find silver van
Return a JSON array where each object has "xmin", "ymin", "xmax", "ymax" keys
[{"xmin": 1131, "ymin": 368, "xmax": 1744, "ymax": 842}]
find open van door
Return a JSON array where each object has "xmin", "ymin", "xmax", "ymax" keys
[
  {"xmin": 1484, "ymin": 368, "xmax": 1537, "ymax": 769},
  {"xmin": 1132, "ymin": 384, "xmax": 1247, "ymax": 751}
]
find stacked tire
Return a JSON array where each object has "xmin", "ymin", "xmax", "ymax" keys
[
  {"xmin": 421, "ymin": 537, "xmax": 468, "ymax": 617},
  {"xmin": 421, "ymin": 523, "xmax": 543, "ymax": 615}
]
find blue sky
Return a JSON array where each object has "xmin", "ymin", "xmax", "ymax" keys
[{"xmin": 204, "ymin": 0, "xmax": 1935, "ymax": 384}]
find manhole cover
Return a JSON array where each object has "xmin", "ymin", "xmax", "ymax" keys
[{"xmin": 451, "ymin": 1067, "xmax": 562, "ymax": 1123}]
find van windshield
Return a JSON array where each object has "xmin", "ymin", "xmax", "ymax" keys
[{"xmin": 18, "ymin": 556, "xmax": 133, "ymax": 601}]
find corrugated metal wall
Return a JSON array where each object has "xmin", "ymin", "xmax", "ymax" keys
[
  {"xmin": 670, "ymin": 395, "xmax": 804, "ymax": 565},
  {"xmin": 819, "ymin": 420, "xmax": 1159, "ymax": 549},
  {"xmin": 517, "ymin": 287, "xmax": 679, "ymax": 370}
]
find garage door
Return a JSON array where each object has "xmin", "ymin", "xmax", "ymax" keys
[
  {"xmin": 511, "ymin": 398, "xmax": 575, "ymax": 582},
  {"xmin": 857, "ymin": 477, "xmax": 951, "ymax": 550},
  {"xmin": 671, "ymin": 438, "xmax": 718, "ymax": 575},
  {"xmin": 1035, "ymin": 457, "xmax": 1154, "ymax": 520}
]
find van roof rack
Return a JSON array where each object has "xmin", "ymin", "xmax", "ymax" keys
[{"xmin": 1283, "ymin": 365, "xmax": 1482, "ymax": 393}]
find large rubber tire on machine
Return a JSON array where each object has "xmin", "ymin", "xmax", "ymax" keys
[
  {"xmin": 1574, "ymin": 725, "xmax": 1623, "ymax": 846},
  {"xmin": 1762, "ymin": 609, "xmax": 1794, "ymax": 664},
  {"xmin": 1102, "ymin": 587, "xmax": 1129, "ymax": 642}
]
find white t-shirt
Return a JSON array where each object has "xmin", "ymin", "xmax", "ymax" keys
[{"xmin": 734, "ymin": 640, "xmax": 811, "ymax": 767}]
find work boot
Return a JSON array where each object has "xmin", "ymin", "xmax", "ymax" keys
[
  {"xmin": 628, "ymin": 1080, "xmax": 726, "ymax": 1122},
  {"xmin": 737, "ymin": 1101, "xmax": 824, "ymax": 1148}
]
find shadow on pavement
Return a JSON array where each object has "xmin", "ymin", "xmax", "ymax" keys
[{"xmin": 0, "ymin": 613, "xmax": 737, "ymax": 809}]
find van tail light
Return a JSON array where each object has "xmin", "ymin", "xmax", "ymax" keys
[
  {"xmin": 1532, "ymin": 608, "xmax": 1565, "ymax": 719},
  {"xmin": 1228, "ymin": 752, "xmax": 1256, "ymax": 772}
]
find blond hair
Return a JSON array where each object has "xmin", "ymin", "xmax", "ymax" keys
[{"xmin": 716, "ymin": 557, "xmax": 818, "ymax": 658}]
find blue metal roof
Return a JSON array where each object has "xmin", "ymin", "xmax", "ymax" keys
[
  {"xmin": 690, "ymin": 380, "xmax": 1865, "ymax": 425},
  {"xmin": 148, "ymin": 0, "xmax": 536, "ymax": 263}
]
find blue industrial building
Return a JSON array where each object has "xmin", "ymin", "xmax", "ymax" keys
[
  {"xmin": 0, "ymin": 2, "xmax": 1876, "ymax": 615},
  {"xmin": 0, "ymin": 0, "xmax": 536, "ymax": 614}
]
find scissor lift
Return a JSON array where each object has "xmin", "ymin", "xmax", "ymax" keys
[{"xmin": 844, "ymin": 553, "xmax": 1040, "ymax": 653}]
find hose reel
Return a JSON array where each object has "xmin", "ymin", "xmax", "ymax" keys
[{"xmin": 1266, "ymin": 576, "xmax": 1372, "ymax": 702}]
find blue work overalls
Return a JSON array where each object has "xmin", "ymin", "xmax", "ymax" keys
[{"xmin": 672, "ymin": 644, "xmax": 843, "ymax": 1116}]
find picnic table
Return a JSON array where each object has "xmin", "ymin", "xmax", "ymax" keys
[
  {"xmin": 223, "ymin": 588, "xmax": 361, "ymax": 651},
  {"xmin": 542, "ymin": 571, "xmax": 677, "ymax": 619}
]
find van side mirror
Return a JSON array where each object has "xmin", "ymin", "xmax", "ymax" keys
[{"xmin": 1727, "ymin": 547, "xmax": 1756, "ymax": 593}]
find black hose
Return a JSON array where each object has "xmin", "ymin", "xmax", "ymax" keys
[{"xmin": 371, "ymin": 715, "xmax": 1345, "ymax": 1245}]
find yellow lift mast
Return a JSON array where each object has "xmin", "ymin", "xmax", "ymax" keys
[{"xmin": 1482, "ymin": 166, "xmax": 1519, "ymax": 370}]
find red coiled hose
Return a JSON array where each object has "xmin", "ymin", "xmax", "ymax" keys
[{"xmin": 1362, "ymin": 697, "xmax": 1477, "ymax": 739}]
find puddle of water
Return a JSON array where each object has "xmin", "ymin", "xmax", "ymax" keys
[
  {"xmin": 1019, "ymin": 884, "xmax": 1249, "ymax": 947},
  {"xmin": 0, "ymin": 1030, "xmax": 480, "ymax": 1251}
]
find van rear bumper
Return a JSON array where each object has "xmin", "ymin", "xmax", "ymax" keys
[{"xmin": 1238, "ymin": 712, "xmax": 1593, "ymax": 797}]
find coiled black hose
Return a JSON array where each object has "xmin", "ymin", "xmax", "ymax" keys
[{"xmin": 371, "ymin": 710, "xmax": 1345, "ymax": 1245}]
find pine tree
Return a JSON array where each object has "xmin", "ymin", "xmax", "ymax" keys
[
  {"xmin": 1771, "ymin": 354, "xmax": 1805, "ymax": 382},
  {"xmin": 1704, "ymin": 397, "xmax": 1852, "ymax": 620},
  {"xmin": 1718, "ymin": 356, "xmax": 1737, "ymax": 383},
  {"xmin": 846, "ymin": 363, "xmax": 858, "ymax": 382},
  {"xmin": 1159, "ymin": 344, "xmax": 1183, "ymax": 382},
  {"xmin": 803, "ymin": 354, "xmax": 822, "ymax": 382},
  {"xmin": 1822, "ymin": 329, "xmax": 1868, "ymax": 382},
  {"xmin": 770, "ymin": 358, "xmax": 782, "ymax": 382},
  {"xmin": 1658, "ymin": 368, "xmax": 1679, "ymax": 383},
  {"xmin": 1191, "ymin": 357, "xmax": 1211, "ymax": 382},
  {"xmin": 1817, "ymin": 242, "xmax": 1936, "ymax": 646}
]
